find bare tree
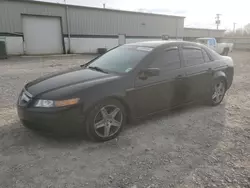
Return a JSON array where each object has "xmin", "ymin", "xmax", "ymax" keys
[
  {"xmin": 225, "ymin": 24, "xmax": 250, "ymax": 37},
  {"xmin": 244, "ymin": 23, "xmax": 250, "ymax": 34}
]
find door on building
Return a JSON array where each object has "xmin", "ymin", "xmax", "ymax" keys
[
  {"xmin": 118, "ymin": 34, "xmax": 126, "ymax": 45},
  {"xmin": 22, "ymin": 15, "xmax": 63, "ymax": 55}
]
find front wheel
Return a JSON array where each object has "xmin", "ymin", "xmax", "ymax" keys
[
  {"xmin": 210, "ymin": 79, "xmax": 227, "ymax": 106},
  {"xmin": 85, "ymin": 99, "xmax": 126, "ymax": 142}
]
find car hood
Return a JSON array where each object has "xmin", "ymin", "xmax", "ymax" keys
[{"xmin": 26, "ymin": 67, "xmax": 115, "ymax": 96}]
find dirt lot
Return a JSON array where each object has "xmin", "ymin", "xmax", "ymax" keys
[{"xmin": 0, "ymin": 52, "xmax": 249, "ymax": 188}]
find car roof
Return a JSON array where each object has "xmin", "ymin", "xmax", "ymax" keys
[
  {"xmin": 196, "ymin": 38, "xmax": 214, "ymax": 40},
  {"xmin": 125, "ymin": 40, "xmax": 202, "ymax": 48},
  {"xmin": 126, "ymin": 41, "xmax": 171, "ymax": 48}
]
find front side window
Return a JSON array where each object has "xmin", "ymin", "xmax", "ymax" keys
[
  {"xmin": 150, "ymin": 48, "xmax": 181, "ymax": 71},
  {"xmin": 88, "ymin": 45, "xmax": 152, "ymax": 73},
  {"xmin": 183, "ymin": 47, "xmax": 205, "ymax": 67}
]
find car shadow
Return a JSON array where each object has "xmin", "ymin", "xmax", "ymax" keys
[
  {"xmin": 126, "ymin": 101, "xmax": 209, "ymax": 128},
  {"xmin": 0, "ymin": 102, "xmax": 227, "ymax": 187}
]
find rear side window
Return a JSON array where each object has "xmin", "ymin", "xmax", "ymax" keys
[
  {"xmin": 202, "ymin": 49, "xmax": 211, "ymax": 62},
  {"xmin": 183, "ymin": 47, "xmax": 205, "ymax": 66},
  {"xmin": 150, "ymin": 48, "xmax": 181, "ymax": 71}
]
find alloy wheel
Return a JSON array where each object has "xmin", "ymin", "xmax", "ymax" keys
[
  {"xmin": 212, "ymin": 81, "xmax": 225, "ymax": 104},
  {"xmin": 94, "ymin": 105, "xmax": 123, "ymax": 138}
]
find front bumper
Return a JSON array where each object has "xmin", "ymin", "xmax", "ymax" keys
[{"xmin": 17, "ymin": 105, "xmax": 85, "ymax": 134}]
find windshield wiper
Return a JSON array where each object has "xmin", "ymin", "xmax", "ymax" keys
[
  {"xmin": 80, "ymin": 64, "xmax": 87, "ymax": 68},
  {"xmin": 88, "ymin": 66, "xmax": 108, "ymax": 73}
]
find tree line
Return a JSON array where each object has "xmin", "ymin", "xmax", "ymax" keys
[{"xmin": 225, "ymin": 23, "xmax": 250, "ymax": 36}]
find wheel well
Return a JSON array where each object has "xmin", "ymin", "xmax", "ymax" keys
[
  {"xmin": 216, "ymin": 76, "xmax": 228, "ymax": 90},
  {"xmin": 111, "ymin": 96, "xmax": 132, "ymax": 123}
]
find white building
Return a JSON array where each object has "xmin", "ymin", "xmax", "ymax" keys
[
  {"xmin": 0, "ymin": 0, "xmax": 226, "ymax": 55},
  {"xmin": 0, "ymin": 0, "xmax": 185, "ymax": 55},
  {"xmin": 183, "ymin": 28, "xmax": 226, "ymax": 41}
]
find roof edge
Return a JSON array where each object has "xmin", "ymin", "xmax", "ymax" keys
[
  {"xmin": 5, "ymin": 0, "xmax": 186, "ymax": 19},
  {"xmin": 184, "ymin": 27, "xmax": 226, "ymax": 31}
]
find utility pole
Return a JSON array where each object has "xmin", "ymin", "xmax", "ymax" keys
[
  {"xmin": 233, "ymin": 22, "xmax": 237, "ymax": 33},
  {"xmin": 64, "ymin": 0, "xmax": 71, "ymax": 54},
  {"xmin": 215, "ymin": 14, "xmax": 221, "ymax": 30}
]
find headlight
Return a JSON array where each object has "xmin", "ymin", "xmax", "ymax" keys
[
  {"xmin": 35, "ymin": 100, "xmax": 54, "ymax": 108},
  {"xmin": 34, "ymin": 98, "xmax": 79, "ymax": 108}
]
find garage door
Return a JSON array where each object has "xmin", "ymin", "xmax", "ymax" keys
[{"xmin": 22, "ymin": 16, "xmax": 63, "ymax": 55}]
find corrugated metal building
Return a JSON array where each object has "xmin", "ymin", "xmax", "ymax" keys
[
  {"xmin": 0, "ymin": 0, "xmax": 185, "ymax": 55},
  {"xmin": 184, "ymin": 28, "xmax": 226, "ymax": 41},
  {"xmin": 220, "ymin": 37, "xmax": 250, "ymax": 50}
]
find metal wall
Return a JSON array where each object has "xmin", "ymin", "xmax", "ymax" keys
[
  {"xmin": 220, "ymin": 37, "xmax": 250, "ymax": 50},
  {"xmin": 0, "ymin": 0, "xmax": 184, "ymax": 38},
  {"xmin": 69, "ymin": 7, "xmax": 184, "ymax": 37},
  {"xmin": 0, "ymin": 1, "xmax": 67, "ymax": 34},
  {"xmin": 184, "ymin": 28, "xmax": 226, "ymax": 39}
]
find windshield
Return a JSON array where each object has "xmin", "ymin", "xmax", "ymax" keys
[
  {"xmin": 196, "ymin": 39, "xmax": 208, "ymax": 45},
  {"xmin": 87, "ymin": 45, "xmax": 152, "ymax": 73}
]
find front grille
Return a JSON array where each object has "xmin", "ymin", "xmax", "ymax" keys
[{"xmin": 18, "ymin": 89, "xmax": 33, "ymax": 106}]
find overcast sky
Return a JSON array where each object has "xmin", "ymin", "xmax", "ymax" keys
[{"xmin": 40, "ymin": 0, "xmax": 250, "ymax": 30}]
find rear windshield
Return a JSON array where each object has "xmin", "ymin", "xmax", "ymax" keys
[
  {"xmin": 88, "ymin": 45, "xmax": 153, "ymax": 73},
  {"xmin": 203, "ymin": 46, "xmax": 222, "ymax": 60},
  {"xmin": 196, "ymin": 39, "xmax": 208, "ymax": 45}
]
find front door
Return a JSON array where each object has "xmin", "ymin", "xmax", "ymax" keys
[
  {"xmin": 181, "ymin": 46, "xmax": 212, "ymax": 101},
  {"xmin": 133, "ymin": 47, "xmax": 185, "ymax": 117}
]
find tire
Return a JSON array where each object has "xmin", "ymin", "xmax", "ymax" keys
[
  {"xmin": 222, "ymin": 48, "xmax": 229, "ymax": 56},
  {"xmin": 209, "ymin": 78, "xmax": 227, "ymax": 106},
  {"xmin": 85, "ymin": 99, "xmax": 126, "ymax": 142}
]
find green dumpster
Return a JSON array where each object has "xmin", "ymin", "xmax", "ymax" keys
[{"xmin": 0, "ymin": 38, "xmax": 7, "ymax": 59}]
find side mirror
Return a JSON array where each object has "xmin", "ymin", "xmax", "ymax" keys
[{"xmin": 139, "ymin": 68, "xmax": 160, "ymax": 80}]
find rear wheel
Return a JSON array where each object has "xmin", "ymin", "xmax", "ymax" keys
[
  {"xmin": 85, "ymin": 99, "xmax": 126, "ymax": 142},
  {"xmin": 210, "ymin": 79, "xmax": 226, "ymax": 106},
  {"xmin": 222, "ymin": 48, "xmax": 229, "ymax": 56}
]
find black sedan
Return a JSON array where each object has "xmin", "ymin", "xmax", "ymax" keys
[{"xmin": 17, "ymin": 41, "xmax": 234, "ymax": 141}]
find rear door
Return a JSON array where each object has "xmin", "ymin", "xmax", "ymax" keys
[
  {"xmin": 180, "ymin": 45, "xmax": 212, "ymax": 101},
  {"xmin": 133, "ymin": 46, "xmax": 185, "ymax": 117}
]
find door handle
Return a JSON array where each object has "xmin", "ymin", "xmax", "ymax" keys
[
  {"xmin": 175, "ymin": 75, "xmax": 184, "ymax": 80},
  {"xmin": 138, "ymin": 73, "xmax": 148, "ymax": 80},
  {"xmin": 207, "ymin": 68, "xmax": 214, "ymax": 73}
]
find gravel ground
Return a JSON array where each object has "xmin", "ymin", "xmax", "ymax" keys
[{"xmin": 0, "ymin": 52, "xmax": 249, "ymax": 188}]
